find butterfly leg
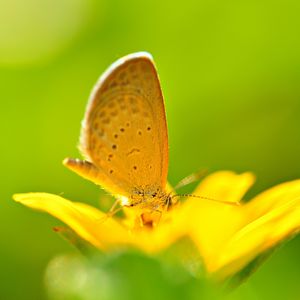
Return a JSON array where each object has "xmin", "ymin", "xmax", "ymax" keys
[
  {"xmin": 106, "ymin": 198, "xmax": 122, "ymax": 217},
  {"xmin": 94, "ymin": 199, "xmax": 124, "ymax": 225},
  {"xmin": 165, "ymin": 195, "xmax": 171, "ymax": 211}
]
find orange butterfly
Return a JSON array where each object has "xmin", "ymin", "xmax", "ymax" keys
[{"xmin": 64, "ymin": 52, "xmax": 171, "ymax": 214}]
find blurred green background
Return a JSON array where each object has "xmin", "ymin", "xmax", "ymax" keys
[{"xmin": 1, "ymin": 0, "xmax": 300, "ymax": 299}]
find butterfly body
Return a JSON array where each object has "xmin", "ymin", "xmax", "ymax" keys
[{"xmin": 64, "ymin": 52, "xmax": 170, "ymax": 216}]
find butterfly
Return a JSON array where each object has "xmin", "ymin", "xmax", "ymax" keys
[{"xmin": 63, "ymin": 52, "xmax": 172, "ymax": 215}]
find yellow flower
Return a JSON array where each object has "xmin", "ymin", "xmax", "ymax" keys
[{"xmin": 13, "ymin": 171, "xmax": 300, "ymax": 281}]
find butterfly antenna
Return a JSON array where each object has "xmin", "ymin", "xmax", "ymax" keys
[
  {"xmin": 172, "ymin": 194, "xmax": 240, "ymax": 206},
  {"xmin": 174, "ymin": 169, "xmax": 208, "ymax": 190}
]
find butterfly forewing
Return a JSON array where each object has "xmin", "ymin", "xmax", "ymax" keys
[{"xmin": 79, "ymin": 52, "xmax": 168, "ymax": 197}]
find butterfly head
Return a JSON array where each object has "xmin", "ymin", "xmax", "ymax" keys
[
  {"xmin": 126, "ymin": 186, "xmax": 172, "ymax": 212},
  {"xmin": 121, "ymin": 187, "xmax": 173, "ymax": 228}
]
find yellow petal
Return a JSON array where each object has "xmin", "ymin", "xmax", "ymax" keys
[
  {"xmin": 246, "ymin": 179, "xmax": 300, "ymax": 219},
  {"xmin": 181, "ymin": 172, "xmax": 254, "ymax": 272},
  {"xmin": 193, "ymin": 171, "xmax": 255, "ymax": 203},
  {"xmin": 12, "ymin": 193, "xmax": 188, "ymax": 254},
  {"xmin": 13, "ymin": 193, "xmax": 130, "ymax": 250},
  {"xmin": 211, "ymin": 181, "xmax": 300, "ymax": 279}
]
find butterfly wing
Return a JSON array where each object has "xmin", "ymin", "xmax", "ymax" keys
[{"xmin": 65, "ymin": 52, "xmax": 168, "ymax": 197}]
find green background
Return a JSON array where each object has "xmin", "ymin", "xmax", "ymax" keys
[{"xmin": 1, "ymin": 0, "xmax": 300, "ymax": 299}]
